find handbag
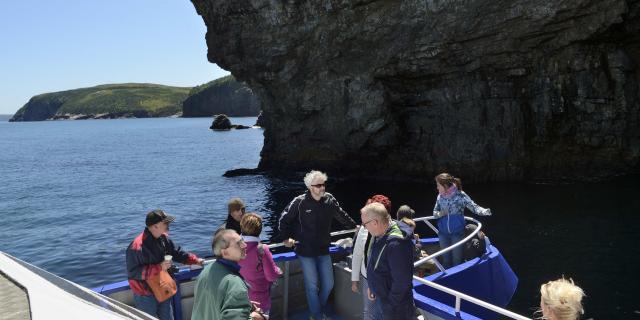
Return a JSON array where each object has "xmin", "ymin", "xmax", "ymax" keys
[{"xmin": 146, "ymin": 269, "xmax": 177, "ymax": 302}]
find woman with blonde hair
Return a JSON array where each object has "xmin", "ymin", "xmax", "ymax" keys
[{"xmin": 539, "ymin": 278, "xmax": 585, "ymax": 320}]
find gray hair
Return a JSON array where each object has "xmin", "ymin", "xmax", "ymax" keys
[
  {"xmin": 303, "ymin": 170, "xmax": 328, "ymax": 188},
  {"xmin": 212, "ymin": 229, "xmax": 235, "ymax": 257},
  {"xmin": 362, "ymin": 202, "xmax": 390, "ymax": 223}
]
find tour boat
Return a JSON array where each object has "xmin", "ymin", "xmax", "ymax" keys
[{"xmin": 0, "ymin": 217, "xmax": 530, "ymax": 319}]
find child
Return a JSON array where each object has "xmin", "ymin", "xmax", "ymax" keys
[
  {"xmin": 432, "ymin": 173, "xmax": 492, "ymax": 268},
  {"xmin": 396, "ymin": 205, "xmax": 435, "ymax": 277},
  {"xmin": 238, "ymin": 213, "xmax": 282, "ymax": 315}
]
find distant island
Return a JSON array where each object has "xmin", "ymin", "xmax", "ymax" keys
[{"xmin": 9, "ymin": 75, "xmax": 260, "ymax": 122}]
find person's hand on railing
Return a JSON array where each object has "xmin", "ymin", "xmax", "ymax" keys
[{"xmin": 283, "ymin": 238, "xmax": 296, "ymax": 248}]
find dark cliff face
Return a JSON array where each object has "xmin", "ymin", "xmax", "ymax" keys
[
  {"xmin": 10, "ymin": 95, "xmax": 68, "ymax": 121},
  {"xmin": 191, "ymin": 0, "xmax": 640, "ymax": 182},
  {"xmin": 182, "ymin": 75, "xmax": 261, "ymax": 117}
]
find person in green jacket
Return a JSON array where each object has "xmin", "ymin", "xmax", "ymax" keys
[{"xmin": 191, "ymin": 229, "xmax": 265, "ymax": 320}]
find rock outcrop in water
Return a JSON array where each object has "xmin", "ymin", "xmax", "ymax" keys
[
  {"xmin": 182, "ymin": 75, "xmax": 261, "ymax": 117},
  {"xmin": 191, "ymin": 0, "xmax": 640, "ymax": 182}
]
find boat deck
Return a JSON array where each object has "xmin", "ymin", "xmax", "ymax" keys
[{"xmin": 0, "ymin": 271, "xmax": 31, "ymax": 320}]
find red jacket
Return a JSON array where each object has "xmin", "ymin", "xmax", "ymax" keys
[{"xmin": 125, "ymin": 228, "xmax": 199, "ymax": 296}]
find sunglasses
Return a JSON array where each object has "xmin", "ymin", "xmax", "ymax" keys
[{"xmin": 311, "ymin": 183, "xmax": 326, "ymax": 188}]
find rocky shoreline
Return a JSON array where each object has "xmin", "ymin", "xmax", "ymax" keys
[
  {"xmin": 46, "ymin": 111, "xmax": 162, "ymax": 121},
  {"xmin": 10, "ymin": 77, "xmax": 261, "ymax": 122}
]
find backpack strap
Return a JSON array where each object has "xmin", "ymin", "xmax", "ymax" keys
[{"xmin": 256, "ymin": 243, "xmax": 265, "ymax": 271}]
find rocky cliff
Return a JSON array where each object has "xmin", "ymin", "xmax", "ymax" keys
[
  {"xmin": 182, "ymin": 75, "xmax": 260, "ymax": 117},
  {"xmin": 191, "ymin": 0, "xmax": 640, "ymax": 182}
]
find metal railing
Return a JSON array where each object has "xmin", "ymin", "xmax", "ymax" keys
[
  {"xmin": 413, "ymin": 216, "xmax": 482, "ymax": 273},
  {"xmin": 202, "ymin": 222, "xmax": 531, "ymax": 319},
  {"xmin": 266, "ymin": 227, "xmax": 359, "ymax": 249},
  {"xmin": 257, "ymin": 228, "xmax": 359, "ymax": 319},
  {"xmin": 412, "ymin": 275, "xmax": 531, "ymax": 320},
  {"xmin": 410, "ymin": 216, "xmax": 531, "ymax": 319}
]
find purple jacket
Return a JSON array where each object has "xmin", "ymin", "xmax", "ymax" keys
[{"xmin": 238, "ymin": 236, "xmax": 282, "ymax": 312}]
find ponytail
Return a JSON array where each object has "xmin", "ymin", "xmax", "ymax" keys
[
  {"xmin": 435, "ymin": 173, "xmax": 463, "ymax": 191},
  {"xmin": 453, "ymin": 177, "xmax": 462, "ymax": 191}
]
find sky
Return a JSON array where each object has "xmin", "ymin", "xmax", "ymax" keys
[{"xmin": 0, "ymin": 0, "xmax": 230, "ymax": 115}]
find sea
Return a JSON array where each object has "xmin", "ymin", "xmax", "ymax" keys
[{"xmin": 0, "ymin": 114, "xmax": 638, "ymax": 319}]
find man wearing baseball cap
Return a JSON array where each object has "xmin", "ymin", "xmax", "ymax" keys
[{"xmin": 126, "ymin": 209, "xmax": 204, "ymax": 320}]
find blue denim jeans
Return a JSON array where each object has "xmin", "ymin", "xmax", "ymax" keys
[
  {"xmin": 360, "ymin": 275, "xmax": 376, "ymax": 320},
  {"xmin": 298, "ymin": 254, "xmax": 334, "ymax": 319},
  {"xmin": 133, "ymin": 294, "xmax": 174, "ymax": 320},
  {"xmin": 439, "ymin": 231, "xmax": 464, "ymax": 269}
]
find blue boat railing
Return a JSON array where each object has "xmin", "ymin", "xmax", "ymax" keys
[
  {"xmin": 413, "ymin": 216, "xmax": 481, "ymax": 273},
  {"xmin": 412, "ymin": 275, "xmax": 531, "ymax": 320},
  {"xmin": 95, "ymin": 218, "xmax": 532, "ymax": 319},
  {"xmin": 251, "ymin": 228, "xmax": 358, "ymax": 319},
  {"xmin": 410, "ymin": 216, "xmax": 531, "ymax": 319}
]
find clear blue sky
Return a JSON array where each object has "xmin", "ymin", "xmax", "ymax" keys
[{"xmin": 0, "ymin": 0, "xmax": 229, "ymax": 115}]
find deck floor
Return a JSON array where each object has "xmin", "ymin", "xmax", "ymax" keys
[{"xmin": 0, "ymin": 272, "xmax": 31, "ymax": 319}]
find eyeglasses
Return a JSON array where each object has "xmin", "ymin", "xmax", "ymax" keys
[
  {"xmin": 311, "ymin": 183, "xmax": 325, "ymax": 188},
  {"xmin": 362, "ymin": 219, "xmax": 377, "ymax": 227},
  {"xmin": 233, "ymin": 239, "xmax": 245, "ymax": 247}
]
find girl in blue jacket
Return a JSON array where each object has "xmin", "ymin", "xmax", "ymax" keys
[{"xmin": 433, "ymin": 173, "xmax": 492, "ymax": 268}]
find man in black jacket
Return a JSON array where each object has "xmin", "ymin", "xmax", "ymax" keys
[
  {"xmin": 279, "ymin": 170, "xmax": 357, "ymax": 320},
  {"xmin": 362, "ymin": 202, "xmax": 416, "ymax": 320}
]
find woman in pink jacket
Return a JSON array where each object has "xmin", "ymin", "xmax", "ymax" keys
[{"xmin": 238, "ymin": 213, "xmax": 282, "ymax": 315}]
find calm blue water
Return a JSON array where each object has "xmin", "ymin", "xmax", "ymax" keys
[
  {"xmin": 0, "ymin": 116, "xmax": 266, "ymax": 285},
  {"xmin": 0, "ymin": 116, "xmax": 638, "ymax": 319}
]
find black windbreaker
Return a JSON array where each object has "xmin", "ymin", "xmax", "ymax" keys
[{"xmin": 278, "ymin": 191, "xmax": 356, "ymax": 257}]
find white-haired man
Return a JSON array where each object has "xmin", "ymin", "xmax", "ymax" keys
[
  {"xmin": 191, "ymin": 229, "xmax": 265, "ymax": 320},
  {"xmin": 362, "ymin": 202, "xmax": 416, "ymax": 320},
  {"xmin": 279, "ymin": 170, "xmax": 357, "ymax": 319}
]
